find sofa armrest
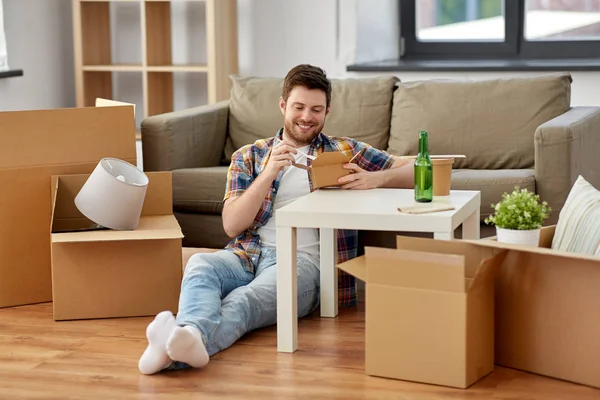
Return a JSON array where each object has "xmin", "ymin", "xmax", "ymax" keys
[
  {"xmin": 141, "ymin": 101, "xmax": 230, "ymax": 171},
  {"xmin": 534, "ymin": 106, "xmax": 600, "ymax": 224}
]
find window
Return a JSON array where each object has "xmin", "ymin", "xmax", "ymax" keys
[{"xmin": 400, "ymin": 0, "xmax": 600, "ymax": 59}]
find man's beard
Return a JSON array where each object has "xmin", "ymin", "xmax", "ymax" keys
[{"xmin": 283, "ymin": 117, "xmax": 324, "ymax": 146}]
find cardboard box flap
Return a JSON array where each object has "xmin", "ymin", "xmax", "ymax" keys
[
  {"xmin": 51, "ymin": 171, "xmax": 176, "ymax": 240},
  {"xmin": 139, "ymin": 171, "xmax": 173, "ymax": 216},
  {"xmin": 465, "ymin": 225, "xmax": 600, "ymax": 263},
  {"xmin": 51, "ymin": 171, "xmax": 173, "ymax": 222},
  {"xmin": 337, "ymin": 255, "xmax": 367, "ymax": 281},
  {"xmin": 311, "ymin": 151, "xmax": 352, "ymax": 167},
  {"xmin": 465, "ymin": 250, "xmax": 507, "ymax": 292},
  {"xmin": 396, "ymin": 235, "xmax": 504, "ymax": 278},
  {"xmin": 364, "ymin": 247, "xmax": 466, "ymax": 292},
  {"xmin": 52, "ymin": 215, "xmax": 183, "ymax": 243},
  {"xmin": 0, "ymin": 106, "xmax": 137, "ymax": 170},
  {"xmin": 95, "ymin": 98, "xmax": 136, "ymax": 113}
]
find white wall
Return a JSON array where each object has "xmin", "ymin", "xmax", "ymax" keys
[
  {"xmin": 236, "ymin": 0, "xmax": 342, "ymax": 77},
  {"xmin": 0, "ymin": 0, "xmax": 75, "ymax": 111},
  {"xmin": 236, "ymin": 0, "xmax": 400, "ymax": 78},
  {"xmin": 0, "ymin": 0, "xmax": 9, "ymax": 71}
]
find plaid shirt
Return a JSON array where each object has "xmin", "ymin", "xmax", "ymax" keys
[{"xmin": 223, "ymin": 129, "xmax": 396, "ymax": 307}]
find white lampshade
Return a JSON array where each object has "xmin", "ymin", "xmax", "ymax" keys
[{"xmin": 75, "ymin": 158, "xmax": 149, "ymax": 230}]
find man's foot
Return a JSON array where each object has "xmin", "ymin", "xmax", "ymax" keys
[
  {"xmin": 166, "ymin": 325, "xmax": 209, "ymax": 368},
  {"xmin": 138, "ymin": 311, "xmax": 177, "ymax": 375}
]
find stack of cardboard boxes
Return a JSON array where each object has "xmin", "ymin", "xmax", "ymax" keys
[{"xmin": 0, "ymin": 101, "xmax": 183, "ymax": 321}]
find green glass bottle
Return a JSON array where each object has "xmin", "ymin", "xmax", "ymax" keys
[{"xmin": 414, "ymin": 130, "xmax": 433, "ymax": 202}]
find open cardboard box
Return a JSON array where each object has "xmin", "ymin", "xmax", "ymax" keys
[
  {"xmin": 0, "ymin": 100, "xmax": 137, "ymax": 308},
  {"xmin": 466, "ymin": 226, "xmax": 600, "ymax": 389},
  {"xmin": 50, "ymin": 171, "xmax": 183, "ymax": 321},
  {"xmin": 293, "ymin": 151, "xmax": 353, "ymax": 189},
  {"xmin": 338, "ymin": 235, "xmax": 507, "ymax": 389}
]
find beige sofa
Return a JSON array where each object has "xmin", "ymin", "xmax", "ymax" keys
[{"xmin": 141, "ymin": 72, "xmax": 600, "ymax": 249}]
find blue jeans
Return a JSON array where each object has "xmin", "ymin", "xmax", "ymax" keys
[{"xmin": 174, "ymin": 247, "xmax": 320, "ymax": 360}]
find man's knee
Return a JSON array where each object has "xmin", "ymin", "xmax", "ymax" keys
[
  {"xmin": 184, "ymin": 252, "xmax": 231, "ymax": 281},
  {"xmin": 185, "ymin": 253, "xmax": 215, "ymax": 273}
]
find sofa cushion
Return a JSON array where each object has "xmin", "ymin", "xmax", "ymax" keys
[
  {"xmin": 552, "ymin": 175, "xmax": 600, "ymax": 256},
  {"xmin": 224, "ymin": 75, "xmax": 399, "ymax": 160},
  {"xmin": 388, "ymin": 72, "xmax": 572, "ymax": 169},
  {"xmin": 451, "ymin": 169, "xmax": 536, "ymax": 221},
  {"xmin": 172, "ymin": 167, "xmax": 228, "ymax": 214}
]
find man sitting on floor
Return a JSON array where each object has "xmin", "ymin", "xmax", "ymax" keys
[{"xmin": 138, "ymin": 63, "xmax": 414, "ymax": 374}]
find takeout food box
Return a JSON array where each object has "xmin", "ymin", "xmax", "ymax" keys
[
  {"xmin": 466, "ymin": 226, "xmax": 600, "ymax": 389},
  {"xmin": 294, "ymin": 152, "xmax": 353, "ymax": 189},
  {"xmin": 0, "ymin": 100, "xmax": 137, "ymax": 308},
  {"xmin": 50, "ymin": 171, "xmax": 183, "ymax": 321},
  {"xmin": 338, "ymin": 235, "xmax": 507, "ymax": 388}
]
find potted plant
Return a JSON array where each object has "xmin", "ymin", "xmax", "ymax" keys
[{"xmin": 484, "ymin": 187, "xmax": 551, "ymax": 246}]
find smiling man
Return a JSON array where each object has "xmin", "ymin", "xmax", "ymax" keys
[{"xmin": 138, "ymin": 64, "xmax": 414, "ymax": 375}]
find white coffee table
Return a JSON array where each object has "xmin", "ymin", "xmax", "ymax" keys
[{"xmin": 275, "ymin": 188, "xmax": 480, "ymax": 353}]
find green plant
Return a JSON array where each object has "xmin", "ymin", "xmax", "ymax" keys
[{"xmin": 484, "ymin": 187, "xmax": 551, "ymax": 230}]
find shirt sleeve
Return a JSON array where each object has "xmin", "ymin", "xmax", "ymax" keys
[
  {"xmin": 350, "ymin": 139, "xmax": 396, "ymax": 172},
  {"xmin": 223, "ymin": 145, "xmax": 254, "ymax": 202}
]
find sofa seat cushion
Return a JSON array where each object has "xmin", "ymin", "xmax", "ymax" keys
[
  {"xmin": 389, "ymin": 72, "xmax": 572, "ymax": 169},
  {"xmin": 225, "ymin": 75, "xmax": 399, "ymax": 160},
  {"xmin": 451, "ymin": 169, "xmax": 536, "ymax": 221},
  {"xmin": 173, "ymin": 166, "xmax": 229, "ymax": 214}
]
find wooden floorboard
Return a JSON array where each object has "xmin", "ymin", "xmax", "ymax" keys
[{"xmin": 0, "ymin": 302, "xmax": 598, "ymax": 399}]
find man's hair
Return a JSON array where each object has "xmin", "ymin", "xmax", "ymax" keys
[{"xmin": 282, "ymin": 64, "xmax": 332, "ymax": 108}]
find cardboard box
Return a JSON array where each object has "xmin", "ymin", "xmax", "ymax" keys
[
  {"xmin": 338, "ymin": 236, "xmax": 507, "ymax": 388},
  {"xmin": 293, "ymin": 152, "xmax": 353, "ymax": 189},
  {"xmin": 50, "ymin": 171, "xmax": 184, "ymax": 321},
  {"xmin": 0, "ymin": 103, "xmax": 137, "ymax": 308},
  {"xmin": 467, "ymin": 226, "xmax": 600, "ymax": 389}
]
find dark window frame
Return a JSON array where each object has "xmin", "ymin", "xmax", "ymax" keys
[{"xmin": 400, "ymin": 0, "xmax": 600, "ymax": 60}]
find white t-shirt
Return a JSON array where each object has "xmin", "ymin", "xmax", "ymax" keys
[{"xmin": 257, "ymin": 144, "xmax": 320, "ymax": 260}]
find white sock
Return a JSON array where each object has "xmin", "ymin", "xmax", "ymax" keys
[
  {"xmin": 166, "ymin": 325, "xmax": 210, "ymax": 368},
  {"xmin": 138, "ymin": 311, "xmax": 177, "ymax": 375}
]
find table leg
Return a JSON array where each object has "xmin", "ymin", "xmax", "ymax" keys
[
  {"xmin": 462, "ymin": 207, "xmax": 480, "ymax": 240},
  {"xmin": 277, "ymin": 226, "xmax": 297, "ymax": 353},
  {"xmin": 319, "ymin": 228, "xmax": 338, "ymax": 318}
]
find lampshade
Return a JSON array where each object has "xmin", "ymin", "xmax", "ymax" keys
[{"xmin": 75, "ymin": 158, "xmax": 149, "ymax": 230}]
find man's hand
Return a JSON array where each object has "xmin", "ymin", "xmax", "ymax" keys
[
  {"xmin": 263, "ymin": 140, "xmax": 297, "ymax": 181},
  {"xmin": 338, "ymin": 163, "xmax": 385, "ymax": 190}
]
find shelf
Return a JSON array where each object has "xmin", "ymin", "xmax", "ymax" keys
[
  {"xmin": 146, "ymin": 71, "xmax": 208, "ymax": 117},
  {"xmin": 146, "ymin": 65, "xmax": 208, "ymax": 72},
  {"xmin": 74, "ymin": 0, "xmax": 237, "ymax": 122},
  {"xmin": 83, "ymin": 65, "xmax": 144, "ymax": 72}
]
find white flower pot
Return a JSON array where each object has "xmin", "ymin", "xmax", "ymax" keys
[{"xmin": 496, "ymin": 227, "xmax": 541, "ymax": 247}]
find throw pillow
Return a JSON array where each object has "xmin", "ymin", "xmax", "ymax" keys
[{"xmin": 551, "ymin": 175, "xmax": 600, "ymax": 256}]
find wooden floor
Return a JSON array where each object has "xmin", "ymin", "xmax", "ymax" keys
[{"xmin": 0, "ymin": 302, "xmax": 598, "ymax": 400}]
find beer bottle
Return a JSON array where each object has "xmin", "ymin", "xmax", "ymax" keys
[{"xmin": 414, "ymin": 130, "xmax": 433, "ymax": 202}]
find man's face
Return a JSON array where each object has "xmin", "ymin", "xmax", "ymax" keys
[{"xmin": 279, "ymin": 86, "xmax": 329, "ymax": 146}]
